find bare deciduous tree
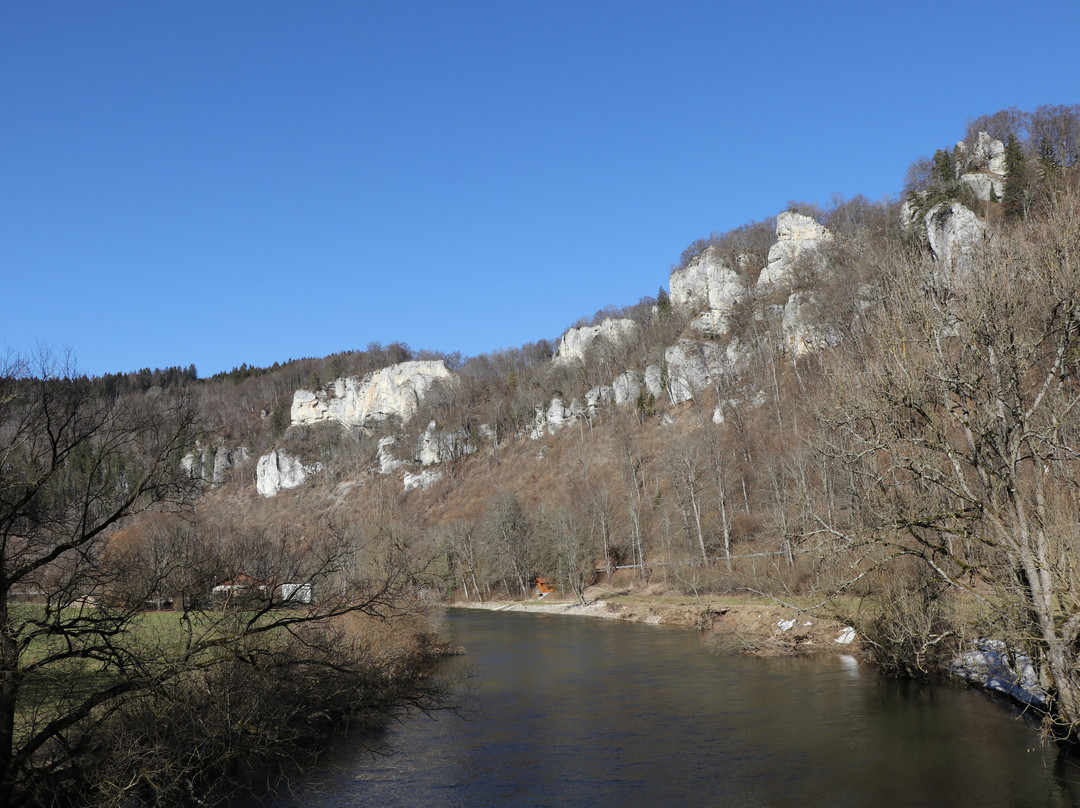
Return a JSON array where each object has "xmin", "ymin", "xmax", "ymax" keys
[
  {"xmin": 0, "ymin": 351, "xmax": 452, "ymax": 807},
  {"xmin": 817, "ymin": 192, "xmax": 1080, "ymax": 741}
]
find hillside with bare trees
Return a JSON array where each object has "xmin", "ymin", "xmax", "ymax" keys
[{"xmin": 4, "ymin": 104, "xmax": 1080, "ymax": 805}]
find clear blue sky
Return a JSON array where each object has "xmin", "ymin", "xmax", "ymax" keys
[{"xmin": 3, "ymin": 1, "xmax": 1078, "ymax": 378}]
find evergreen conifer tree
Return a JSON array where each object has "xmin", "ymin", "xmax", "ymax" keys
[
  {"xmin": 1002, "ymin": 134, "xmax": 1028, "ymax": 221},
  {"xmin": 1037, "ymin": 136, "xmax": 1062, "ymax": 184},
  {"xmin": 656, "ymin": 286, "xmax": 671, "ymax": 318}
]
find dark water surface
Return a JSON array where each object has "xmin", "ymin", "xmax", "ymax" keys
[{"xmin": 270, "ymin": 609, "xmax": 1080, "ymax": 807}]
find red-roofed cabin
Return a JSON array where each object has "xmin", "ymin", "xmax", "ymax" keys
[{"xmin": 534, "ymin": 577, "xmax": 555, "ymax": 597}]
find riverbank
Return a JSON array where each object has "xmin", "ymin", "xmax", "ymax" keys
[{"xmin": 450, "ymin": 585, "xmax": 859, "ymax": 658}]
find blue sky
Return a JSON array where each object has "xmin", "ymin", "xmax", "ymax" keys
[{"xmin": 3, "ymin": 1, "xmax": 1078, "ymax": 379}]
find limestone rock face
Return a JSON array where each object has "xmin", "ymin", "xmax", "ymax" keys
[
  {"xmin": 613, "ymin": 370, "xmax": 644, "ymax": 406},
  {"xmin": 417, "ymin": 420, "xmax": 474, "ymax": 466},
  {"xmin": 899, "ymin": 198, "xmax": 920, "ymax": 231},
  {"xmin": 585, "ymin": 385, "xmax": 613, "ymax": 412},
  {"xmin": 417, "ymin": 426, "xmax": 440, "ymax": 466},
  {"xmin": 757, "ymin": 212, "xmax": 834, "ymax": 290},
  {"xmin": 782, "ymin": 291, "xmax": 841, "ymax": 358},
  {"xmin": 547, "ymin": 398, "xmax": 568, "ymax": 429},
  {"xmin": 668, "ymin": 250, "xmax": 713, "ymax": 311},
  {"xmin": 926, "ymin": 202, "xmax": 989, "ymax": 277},
  {"xmin": 291, "ymin": 360, "xmax": 452, "ymax": 429},
  {"xmin": 567, "ymin": 398, "xmax": 586, "ymax": 421},
  {"xmin": 529, "ymin": 399, "xmax": 567, "ymax": 439},
  {"xmin": 669, "ymin": 246, "xmax": 749, "ymax": 337},
  {"xmin": 182, "ymin": 445, "xmax": 250, "ymax": 486},
  {"xmin": 180, "ymin": 451, "xmax": 201, "ymax": 479},
  {"xmin": 967, "ymin": 131, "xmax": 1007, "ymax": 175},
  {"xmin": 256, "ymin": 450, "xmax": 321, "ymax": 497},
  {"xmin": 530, "ymin": 386, "xmax": 620, "ymax": 438},
  {"xmin": 377, "ymin": 436, "xmax": 405, "ymax": 474},
  {"xmin": 664, "ymin": 338, "xmax": 749, "ymax": 403},
  {"xmin": 644, "ymin": 365, "xmax": 664, "ymax": 399},
  {"xmin": 212, "ymin": 447, "xmax": 249, "ymax": 485},
  {"xmin": 961, "ymin": 172, "xmax": 1004, "ymax": 202},
  {"xmin": 553, "ymin": 318, "xmax": 638, "ymax": 366},
  {"xmin": 665, "ymin": 341, "xmax": 713, "ymax": 403},
  {"xmin": 404, "ymin": 468, "xmax": 443, "ymax": 491}
]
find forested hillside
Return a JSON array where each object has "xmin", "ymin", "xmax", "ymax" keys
[{"xmin": 3, "ymin": 104, "xmax": 1080, "ymax": 805}]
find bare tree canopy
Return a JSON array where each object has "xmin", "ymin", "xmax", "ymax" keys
[
  {"xmin": 0, "ymin": 351, "xmax": 452, "ymax": 807},
  {"xmin": 817, "ymin": 190, "xmax": 1080, "ymax": 742}
]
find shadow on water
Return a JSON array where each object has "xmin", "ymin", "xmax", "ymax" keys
[{"xmin": 256, "ymin": 610, "xmax": 1080, "ymax": 808}]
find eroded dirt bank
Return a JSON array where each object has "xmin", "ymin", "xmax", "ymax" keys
[{"xmin": 450, "ymin": 585, "xmax": 860, "ymax": 658}]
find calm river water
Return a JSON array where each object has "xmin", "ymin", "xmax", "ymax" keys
[{"xmin": 269, "ymin": 609, "xmax": 1080, "ymax": 807}]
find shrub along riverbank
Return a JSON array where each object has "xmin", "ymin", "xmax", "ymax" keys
[{"xmin": 15, "ymin": 609, "xmax": 456, "ymax": 808}]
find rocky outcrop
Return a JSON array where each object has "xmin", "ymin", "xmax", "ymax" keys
[
  {"xmin": 712, "ymin": 390, "xmax": 766, "ymax": 425},
  {"xmin": 182, "ymin": 445, "xmax": 250, "ymax": 486},
  {"xmin": 925, "ymin": 202, "xmax": 989, "ymax": 277},
  {"xmin": 377, "ymin": 436, "xmax": 406, "ymax": 474},
  {"xmin": 586, "ymin": 385, "xmax": 613, "ymax": 411},
  {"xmin": 529, "ymin": 371, "xmax": 665, "ymax": 438},
  {"xmin": 669, "ymin": 247, "xmax": 749, "ymax": 337},
  {"xmin": 960, "ymin": 172, "xmax": 1003, "ymax": 202},
  {"xmin": 757, "ymin": 212, "xmax": 834, "ymax": 290},
  {"xmin": 960, "ymin": 131, "xmax": 1007, "ymax": 175},
  {"xmin": 213, "ymin": 447, "xmax": 249, "ymax": 485},
  {"xmin": 613, "ymin": 370, "xmax": 643, "ymax": 406},
  {"xmin": 644, "ymin": 365, "xmax": 664, "ymax": 399},
  {"xmin": 256, "ymin": 450, "xmax": 322, "ymax": 497},
  {"xmin": 664, "ymin": 338, "xmax": 750, "ymax": 403},
  {"xmin": 547, "ymin": 398, "xmax": 569, "ymax": 430},
  {"xmin": 181, "ymin": 447, "xmax": 210, "ymax": 482},
  {"xmin": 291, "ymin": 360, "xmax": 452, "ymax": 429},
  {"xmin": 404, "ymin": 468, "xmax": 443, "ymax": 491},
  {"xmin": 418, "ymin": 420, "xmax": 474, "ymax": 465},
  {"xmin": 553, "ymin": 318, "xmax": 638, "ymax": 366},
  {"xmin": 782, "ymin": 291, "xmax": 841, "ymax": 358},
  {"xmin": 665, "ymin": 341, "xmax": 712, "ymax": 404}
]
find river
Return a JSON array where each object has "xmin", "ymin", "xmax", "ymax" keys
[{"xmin": 267, "ymin": 609, "xmax": 1080, "ymax": 807}]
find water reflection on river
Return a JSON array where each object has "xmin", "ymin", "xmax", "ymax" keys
[{"xmin": 270, "ymin": 609, "xmax": 1080, "ymax": 807}]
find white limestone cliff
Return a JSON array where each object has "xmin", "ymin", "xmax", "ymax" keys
[
  {"xmin": 553, "ymin": 318, "xmax": 639, "ymax": 366},
  {"xmin": 291, "ymin": 360, "xmax": 452, "ymax": 429},
  {"xmin": 182, "ymin": 445, "xmax": 250, "ymax": 486},
  {"xmin": 664, "ymin": 338, "xmax": 750, "ymax": 404},
  {"xmin": 757, "ymin": 212, "xmax": 834, "ymax": 290},
  {"xmin": 613, "ymin": 370, "xmax": 644, "ymax": 406},
  {"xmin": 960, "ymin": 131, "xmax": 1007, "ymax": 175},
  {"xmin": 529, "ymin": 372, "xmax": 668, "ymax": 438},
  {"xmin": 668, "ymin": 246, "xmax": 749, "ymax": 337},
  {"xmin": 377, "ymin": 436, "xmax": 406, "ymax": 474},
  {"xmin": 418, "ymin": 420, "xmax": 475, "ymax": 465},
  {"xmin": 644, "ymin": 365, "xmax": 664, "ymax": 399},
  {"xmin": 256, "ymin": 449, "xmax": 322, "ymax": 497},
  {"xmin": 782, "ymin": 291, "xmax": 842, "ymax": 359},
  {"xmin": 586, "ymin": 385, "xmax": 613, "ymax": 412},
  {"xmin": 404, "ymin": 468, "xmax": 443, "ymax": 491},
  {"xmin": 925, "ymin": 202, "xmax": 989, "ymax": 278},
  {"xmin": 960, "ymin": 172, "xmax": 1004, "ymax": 202}
]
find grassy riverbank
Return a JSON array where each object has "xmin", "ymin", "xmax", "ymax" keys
[{"xmin": 451, "ymin": 584, "xmax": 860, "ymax": 658}]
